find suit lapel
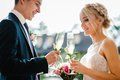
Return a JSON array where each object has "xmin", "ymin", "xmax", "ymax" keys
[
  {"xmin": 8, "ymin": 13, "xmax": 36, "ymax": 57},
  {"xmin": 8, "ymin": 13, "xmax": 28, "ymax": 42}
]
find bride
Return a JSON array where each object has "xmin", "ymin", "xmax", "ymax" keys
[{"xmin": 70, "ymin": 3, "xmax": 120, "ymax": 80}]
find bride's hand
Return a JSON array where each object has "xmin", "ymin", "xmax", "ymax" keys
[{"xmin": 70, "ymin": 59, "xmax": 85, "ymax": 74}]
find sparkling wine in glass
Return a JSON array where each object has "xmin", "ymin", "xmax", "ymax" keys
[{"xmin": 66, "ymin": 32, "xmax": 75, "ymax": 59}]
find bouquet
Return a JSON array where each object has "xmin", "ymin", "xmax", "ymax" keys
[{"xmin": 53, "ymin": 63, "xmax": 77, "ymax": 80}]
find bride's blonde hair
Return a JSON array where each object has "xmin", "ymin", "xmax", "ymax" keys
[{"xmin": 82, "ymin": 3, "xmax": 110, "ymax": 29}]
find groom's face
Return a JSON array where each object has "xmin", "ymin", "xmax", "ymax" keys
[{"xmin": 23, "ymin": 0, "xmax": 42, "ymax": 20}]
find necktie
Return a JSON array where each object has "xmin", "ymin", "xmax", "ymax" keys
[
  {"xmin": 24, "ymin": 23, "xmax": 29, "ymax": 33},
  {"xmin": 23, "ymin": 23, "xmax": 35, "ymax": 56}
]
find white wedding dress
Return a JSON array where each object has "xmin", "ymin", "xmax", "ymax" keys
[{"xmin": 80, "ymin": 38, "xmax": 109, "ymax": 80}]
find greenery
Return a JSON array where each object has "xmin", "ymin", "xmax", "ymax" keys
[
  {"xmin": 60, "ymin": 72, "xmax": 77, "ymax": 80},
  {"xmin": 60, "ymin": 48, "xmax": 86, "ymax": 61}
]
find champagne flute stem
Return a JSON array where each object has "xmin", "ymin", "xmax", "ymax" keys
[{"xmin": 59, "ymin": 54, "xmax": 64, "ymax": 63}]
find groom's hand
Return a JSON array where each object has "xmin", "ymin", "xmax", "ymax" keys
[{"xmin": 45, "ymin": 50, "xmax": 60, "ymax": 65}]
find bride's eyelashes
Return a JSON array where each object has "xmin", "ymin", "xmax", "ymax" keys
[{"xmin": 84, "ymin": 18, "xmax": 89, "ymax": 22}]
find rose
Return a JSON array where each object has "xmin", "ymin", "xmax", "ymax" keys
[
  {"xmin": 62, "ymin": 65, "xmax": 70, "ymax": 75},
  {"xmin": 53, "ymin": 63, "xmax": 70, "ymax": 76},
  {"xmin": 53, "ymin": 63, "xmax": 70, "ymax": 75},
  {"xmin": 53, "ymin": 62, "xmax": 80, "ymax": 80}
]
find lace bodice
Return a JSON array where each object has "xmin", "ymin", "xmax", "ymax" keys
[{"xmin": 80, "ymin": 39, "xmax": 109, "ymax": 80}]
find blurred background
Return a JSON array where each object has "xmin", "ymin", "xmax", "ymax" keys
[{"xmin": 0, "ymin": 0, "xmax": 120, "ymax": 80}]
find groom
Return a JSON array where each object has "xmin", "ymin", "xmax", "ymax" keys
[{"xmin": 0, "ymin": 0, "xmax": 59, "ymax": 80}]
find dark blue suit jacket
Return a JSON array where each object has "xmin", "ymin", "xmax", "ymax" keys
[{"xmin": 0, "ymin": 13, "xmax": 48, "ymax": 80}]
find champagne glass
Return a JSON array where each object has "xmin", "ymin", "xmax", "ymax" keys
[
  {"xmin": 51, "ymin": 32, "xmax": 64, "ymax": 68},
  {"xmin": 53, "ymin": 33, "xmax": 64, "ymax": 51},
  {"xmin": 66, "ymin": 31, "xmax": 75, "ymax": 59},
  {"xmin": 66, "ymin": 31, "xmax": 76, "ymax": 74}
]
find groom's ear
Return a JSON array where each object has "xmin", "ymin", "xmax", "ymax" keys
[{"xmin": 18, "ymin": 0, "xmax": 24, "ymax": 5}]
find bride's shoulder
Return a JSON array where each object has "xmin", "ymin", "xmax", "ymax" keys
[
  {"xmin": 103, "ymin": 38, "xmax": 116, "ymax": 46},
  {"xmin": 102, "ymin": 37, "xmax": 117, "ymax": 51}
]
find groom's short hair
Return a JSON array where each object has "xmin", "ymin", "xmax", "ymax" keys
[
  {"xmin": 15, "ymin": 0, "xmax": 42, "ymax": 5},
  {"xmin": 15, "ymin": 0, "xmax": 19, "ymax": 5}
]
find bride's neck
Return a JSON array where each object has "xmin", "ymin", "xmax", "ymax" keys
[{"xmin": 90, "ymin": 32, "xmax": 106, "ymax": 44}]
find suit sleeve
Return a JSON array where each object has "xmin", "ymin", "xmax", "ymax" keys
[{"xmin": 0, "ymin": 20, "xmax": 48, "ymax": 75}]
